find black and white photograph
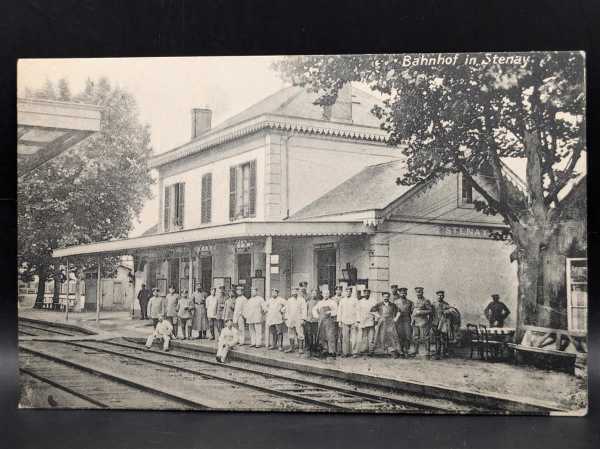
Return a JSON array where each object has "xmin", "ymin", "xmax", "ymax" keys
[{"xmin": 17, "ymin": 52, "xmax": 587, "ymax": 415}]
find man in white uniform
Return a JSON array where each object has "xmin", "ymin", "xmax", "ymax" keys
[
  {"xmin": 244, "ymin": 287, "xmax": 267, "ymax": 347},
  {"xmin": 233, "ymin": 285, "xmax": 248, "ymax": 345},
  {"xmin": 284, "ymin": 287, "xmax": 307, "ymax": 354},
  {"xmin": 216, "ymin": 319, "xmax": 239, "ymax": 363},
  {"xmin": 145, "ymin": 317, "xmax": 175, "ymax": 351}
]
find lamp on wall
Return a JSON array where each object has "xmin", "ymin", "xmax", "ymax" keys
[{"xmin": 341, "ymin": 263, "xmax": 358, "ymax": 285}]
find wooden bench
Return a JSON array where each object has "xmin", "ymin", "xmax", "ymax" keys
[{"xmin": 508, "ymin": 326, "xmax": 585, "ymax": 375}]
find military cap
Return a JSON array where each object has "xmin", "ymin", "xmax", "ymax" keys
[
  {"xmin": 491, "ymin": 293, "xmax": 500, "ymax": 299},
  {"xmin": 414, "ymin": 286, "xmax": 424, "ymax": 291},
  {"xmin": 398, "ymin": 287, "xmax": 408, "ymax": 292},
  {"xmin": 390, "ymin": 284, "xmax": 398, "ymax": 289},
  {"xmin": 436, "ymin": 290, "xmax": 445, "ymax": 295}
]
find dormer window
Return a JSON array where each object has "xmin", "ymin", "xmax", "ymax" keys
[{"xmin": 461, "ymin": 174, "xmax": 474, "ymax": 205}]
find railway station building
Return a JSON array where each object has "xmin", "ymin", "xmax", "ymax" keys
[{"xmin": 54, "ymin": 85, "xmax": 519, "ymax": 326}]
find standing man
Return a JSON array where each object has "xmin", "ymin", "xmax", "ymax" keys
[
  {"xmin": 410, "ymin": 286, "xmax": 433, "ymax": 358},
  {"xmin": 176, "ymin": 289, "xmax": 194, "ymax": 339},
  {"xmin": 147, "ymin": 288, "xmax": 165, "ymax": 329},
  {"xmin": 356, "ymin": 289, "xmax": 377, "ymax": 357},
  {"xmin": 390, "ymin": 285, "xmax": 400, "ymax": 300},
  {"xmin": 192, "ymin": 286, "xmax": 209, "ymax": 339},
  {"xmin": 206, "ymin": 287, "xmax": 218, "ymax": 340},
  {"xmin": 312, "ymin": 290, "xmax": 338, "ymax": 358},
  {"xmin": 165, "ymin": 286, "xmax": 179, "ymax": 328},
  {"xmin": 484, "ymin": 294, "xmax": 511, "ymax": 328},
  {"xmin": 370, "ymin": 292, "xmax": 402, "ymax": 358},
  {"xmin": 284, "ymin": 287, "xmax": 307, "ymax": 354},
  {"xmin": 394, "ymin": 287, "xmax": 414, "ymax": 357},
  {"xmin": 137, "ymin": 284, "xmax": 152, "ymax": 320},
  {"xmin": 304, "ymin": 288, "xmax": 321, "ymax": 357},
  {"xmin": 338, "ymin": 286, "xmax": 359, "ymax": 357},
  {"xmin": 214, "ymin": 286, "xmax": 226, "ymax": 339},
  {"xmin": 233, "ymin": 285, "xmax": 248, "ymax": 345},
  {"xmin": 332, "ymin": 286, "xmax": 344, "ymax": 355},
  {"xmin": 431, "ymin": 290, "xmax": 452, "ymax": 360},
  {"xmin": 266, "ymin": 288, "xmax": 286, "ymax": 351},
  {"xmin": 244, "ymin": 287, "xmax": 266, "ymax": 348}
]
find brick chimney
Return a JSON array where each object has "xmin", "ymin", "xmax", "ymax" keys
[
  {"xmin": 191, "ymin": 107, "xmax": 212, "ymax": 139},
  {"xmin": 329, "ymin": 83, "xmax": 353, "ymax": 123}
]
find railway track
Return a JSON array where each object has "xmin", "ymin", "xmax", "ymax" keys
[
  {"xmin": 19, "ymin": 350, "xmax": 201, "ymax": 409},
  {"xmin": 18, "ymin": 320, "xmax": 93, "ymax": 338},
  {"xmin": 19, "ymin": 338, "xmax": 487, "ymax": 412}
]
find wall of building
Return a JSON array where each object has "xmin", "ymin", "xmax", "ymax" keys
[
  {"xmin": 388, "ymin": 232, "xmax": 518, "ymax": 326},
  {"xmin": 159, "ymin": 135, "xmax": 266, "ymax": 230},
  {"xmin": 286, "ymin": 134, "xmax": 401, "ymax": 217}
]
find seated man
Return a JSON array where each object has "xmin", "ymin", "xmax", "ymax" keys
[
  {"xmin": 145, "ymin": 317, "xmax": 175, "ymax": 352},
  {"xmin": 216, "ymin": 318, "xmax": 239, "ymax": 363}
]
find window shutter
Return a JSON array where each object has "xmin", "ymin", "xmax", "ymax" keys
[
  {"xmin": 229, "ymin": 166, "xmax": 237, "ymax": 220},
  {"xmin": 201, "ymin": 174, "xmax": 212, "ymax": 224},
  {"xmin": 177, "ymin": 183, "xmax": 185, "ymax": 227},
  {"xmin": 163, "ymin": 185, "xmax": 171, "ymax": 231},
  {"xmin": 249, "ymin": 160, "xmax": 256, "ymax": 216}
]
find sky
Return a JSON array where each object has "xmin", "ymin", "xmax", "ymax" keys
[{"xmin": 18, "ymin": 56, "xmax": 288, "ymax": 236}]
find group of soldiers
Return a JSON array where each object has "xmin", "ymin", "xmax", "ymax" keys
[{"xmin": 139, "ymin": 282, "xmax": 470, "ymax": 361}]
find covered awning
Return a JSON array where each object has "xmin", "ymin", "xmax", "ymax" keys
[
  {"xmin": 52, "ymin": 221, "xmax": 370, "ymax": 258},
  {"xmin": 18, "ymin": 98, "xmax": 103, "ymax": 176}
]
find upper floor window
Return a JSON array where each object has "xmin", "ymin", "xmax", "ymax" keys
[
  {"xmin": 461, "ymin": 174, "xmax": 473, "ymax": 204},
  {"xmin": 201, "ymin": 173, "xmax": 212, "ymax": 224},
  {"xmin": 229, "ymin": 160, "xmax": 256, "ymax": 220},
  {"xmin": 164, "ymin": 182, "xmax": 185, "ymax": 231}
]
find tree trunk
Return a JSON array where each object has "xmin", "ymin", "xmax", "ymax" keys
[
  {"xmin": 52, "ymin": 273, "xmax": 61, "ymax": 310},
  {"xmin": 515, "ymin": 248, "xmax": 541, "ymax": 341},
  {"xmin": 34, "ymin": 266, "xmax": 47, "ymax": 308}
]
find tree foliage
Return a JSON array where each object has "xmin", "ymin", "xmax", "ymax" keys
[
  {"xmin": 18, "ymin": 77, "xmax": 155, "ymax": 290},
  {"xmin": 275, "ymin": 52, "xmax": 586, "ymax": 329}
]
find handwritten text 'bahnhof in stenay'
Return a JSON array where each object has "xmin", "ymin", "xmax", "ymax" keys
[{"xmin": 401, "ymin": 53, "xmax": 531, "ymax": 67}]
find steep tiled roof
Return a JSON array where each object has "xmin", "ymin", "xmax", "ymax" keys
[{"xmin": 291, "ymin": 160, "xmax": 412, "ymax": 220}]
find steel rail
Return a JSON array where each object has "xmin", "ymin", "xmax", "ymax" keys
[
  {"xmin": 19, "ymin": 367, "xmax": 108, "ymax": 408},
  {"xmin": 61, "ymin": 340, "xmax": 349, "ymax": 411},
  {"xmin": 71, "ymin": 340, "xmax": 449, "ymax": 412},
  {"xmin": 19, "ymin": 345, "xmax": 210, "ymax": 410}
]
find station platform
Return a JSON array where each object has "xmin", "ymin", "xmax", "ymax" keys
[{"xmin": 18, "ymin": 309, "xmax": 587, "ymax": 414}]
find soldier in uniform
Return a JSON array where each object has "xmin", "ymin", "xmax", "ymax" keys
[
  {"xmin": 304, "ymin": 288, "xmax": 321, "ymax": 356},
  {"xmin": 484, "ymin": 294, "xmax": 511, "ymax": 328},
  {"xmin": 313, "ymin": 290, "xmax": 338, "ymax": 358},
  {"xmin": 393, "ymin": 287, "xmax": 414, "ymax": 357},
  {"xmin": 370, "ymin": 292, "xmax": 401, "ymax": 358},
  {"xmin": 137, "ymin": 284, "xmax": 152, "ymax": 320},
  {"xmin": 390, "ymin": 284, "xmax": 400, "ymax": 300},
  {"xmin": 332, "ymin": 286, "xmax": 344, "ymax": 355},
  {"xmin": 431, "ymin": 290, "xmax": 454, "ymax": 360},
  {"xmin": 410, "ymin": 286, "xmax": 433, "ymax": 358},
  {"xmin": 233, "ymin": 285, "xmax": 248, "ymax": 345},
  {"xmin": 284, "ymin": 287, "xmax": 307, "ymax": 354},
  {"xmin": 356, "ymin": 289, "xmax": 377, "ymax": 356}
]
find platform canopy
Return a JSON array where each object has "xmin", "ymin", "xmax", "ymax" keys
[
  {"xmin": 17, "ymin": 98, "xmax": 103, "ymax": 176},
  {"xmin": 52, "ymin": 221, "xmax": 370, "ymax": 258}
]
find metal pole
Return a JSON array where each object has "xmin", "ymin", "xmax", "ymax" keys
[
  {"xmin": 188, "ymin": 247, "xmax": 193, "ymax": 295},
  {"xmin": 131, "ymin": 255, "xmax": 136, "ymax": 320},
  {"xmin": 265, "ymin": 236, "xmax": 272, "ymax": 299},
  {"xmin": 65, "ymin": 258, "xmax": 70, "ymax": 321},
  {"xmin": 96, "ymin": 256, "xmax": 101, "ymax": 324}
]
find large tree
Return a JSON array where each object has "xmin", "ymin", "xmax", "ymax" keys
[
  {"xmin": 18, "ymin": 77, "xmax": 154, "ymax": 306},
  {"xmin": 276, "ymin": 52, "xmax": 586, "ymax": 334}
]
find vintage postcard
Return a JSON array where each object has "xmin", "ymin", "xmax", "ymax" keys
[{"xmin": 17, "ymin": 52, "xmax": 587, "ymax": 414}]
